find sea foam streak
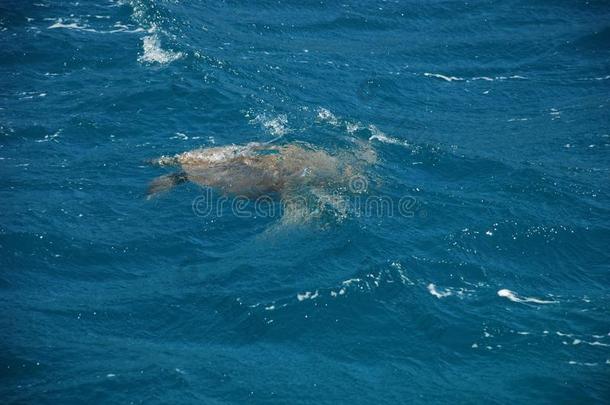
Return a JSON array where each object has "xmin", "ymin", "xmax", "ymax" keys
[
  {"xmin": 424, "ymin": 73, "xmax": 527, "ymax": 82},
  {"xmin": 424, "ymin": 72, "xmax": 464, "ymax": 82},
  {"xmin": 497, "ymin": 289, "xmax": 557, "ymax": 304},
  {"xmin": 48, "ymin": 20, "xmax": 97, "ymax": 32}
]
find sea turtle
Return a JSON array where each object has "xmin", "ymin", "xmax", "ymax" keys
[{"xmin": 147, "ymin": 140, "xmax": 376, "ymax": 221}]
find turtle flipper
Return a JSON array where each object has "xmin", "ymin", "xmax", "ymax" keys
[
  {"xmin": 147, "ymin": 155, "xmax": 180, "ymax": 167},
  {"xmin": 147, "ymin": 171, "xmax": 188, "ymax": 199}
]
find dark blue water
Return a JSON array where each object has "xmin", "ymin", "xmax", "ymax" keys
[{"xmin": 2, "ymin": 0, "xmax": 609, "ymax": 402}]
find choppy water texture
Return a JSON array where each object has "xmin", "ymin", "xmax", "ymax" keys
[{"xmin": 1, "ymin": 0, "xmax": 610, "ymax": 403}]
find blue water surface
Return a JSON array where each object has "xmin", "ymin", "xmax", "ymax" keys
[{"xmin": 1, "ymin": 0, "xmax": 609, "ymax": 403}]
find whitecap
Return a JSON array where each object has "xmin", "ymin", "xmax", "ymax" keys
[
  {"xmin": 297, "ymin": 290, "xmax": 319, "ymax": 301},
  {"xmin": 342, "ymin": 278, "xmax": 362, "ymax": 286},
  {"xmin": 497, "ymin": 289, "xmax": 557, "ymax": 304},
  {"xmin": 346, "ymin": 122, "xmax": 361, "ymax": 134},
  {"xmin": 170, "ymin": 132, "xmax": 188, "ymax": 140},
  {"xmin": 316, "ymin": 107, "xmax": 339, "ymax": 126},
  {"xmin": 138, "ymin": 34, "xmax": 183, "ymax": 64},
  {"xmin": 427, "ymin": 283, "xmax": 452, "ymax": 298},
  {"xmin": 368, "ymin": 125, "xmax": 410, "ymax": 147}
]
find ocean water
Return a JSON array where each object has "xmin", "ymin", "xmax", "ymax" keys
[{"xmin": 1, "ymin": 0, "xmax": 609, "ymax": 402}]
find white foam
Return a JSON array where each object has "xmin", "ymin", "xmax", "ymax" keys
[
  {"xmin": 592, "ymin": 334, "xmax": 605, "ymax": 339},
  {"xmin": 251, "ymin": 114, "xmax": 290, "ymax": 137},
  {"xmin": 549, "ymin": 108, "xmax": 561, "ymax": 120},
  {"xmin": 18, "ymin": 91, "xmax": 47, "ymax": 101},
  {"xmin": 390, "ymin": 261, "xmax": 415, "ymax": 285},
  {"xmin": 568, "ymin": 361, "xmax": 598, "ymax": 367},
  {"xmin": 569, "ymin": 339, "xmax": 609, "ymax": 347},
  {"xmin": 48, "ymin": 20, "xmax": 97, "ymax": 32},
  {"xmin": 36, "ymin": 130, "xmax": 61, "ymax": 143},
  {"xmin": 368, "ymin": 125, "xmax": 410, "ymax": 147},
  {"xmin": 427, "ymin": 283, "xmax": 452, "ymax": 298},
  {"xmin": 324, "ymin": 266, "xmax": 416, "ymax": 299},
  {"xmin": 316, "ymin": 107, "xmax": 339, "ymax": 126},
  {"xmin": 170, "ymin": 132, "xmax": 188, "ymax": 140},
  {"xmin": 138, "ymin": 35, "xmax": 183, "ymax": 64},
  {"xmin": 491, "ymin": 75, "xmax": 527, "ymax": 80},
  {"xmin": 326, "ymin": 277, "xmax": 364, "ymax": 297},
  {"xmin": 424, "ymin": 72, "xmax": 463, "ymax": 82},
  {"xmin": 424, "ymin": 73, "xmax": 526, "ymax": 83},
  {"xmin": 346, "ymin": 122, "xmax": 361, "ymax": 134},
  {"xmin": 49, "ymin": 18, "xmax": 144, "ymax": 34},
  {"xmin": 109, "ymin": 22, "xmax": 145, "ymax": 33},
  {"xmin": 297, "ymin": 290, "xmax": 319, "ymax": 301},
  {"xmin": 580, "ymin": 75, "xmax": 610, "ymax": 81},
  {"xmin": 497, "ymin": 289, "xmax": 558, "ymax": 304}
]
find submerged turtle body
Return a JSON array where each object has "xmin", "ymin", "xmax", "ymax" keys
[{"xmin": 147, "ymin": 142, "xmax": 349, "ymax": 199}]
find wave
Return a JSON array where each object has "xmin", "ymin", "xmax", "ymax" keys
[
  {"xmin": 138, "ymin": 33, "xmax": 183, "ymax": 64},
  {"xmin": 118, "ymin": 0, "xmax": 184, "ymax": 65}
]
